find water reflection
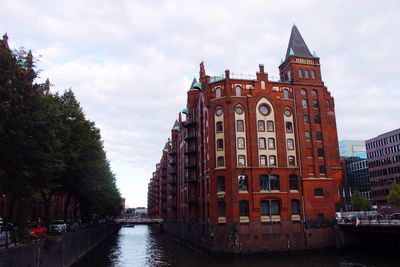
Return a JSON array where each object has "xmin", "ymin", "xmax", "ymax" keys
[{"xmin": 74, "ymin": 225, "xmax": 399, "ymax": 267}]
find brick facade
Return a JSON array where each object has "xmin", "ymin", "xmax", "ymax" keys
[{"xmin": 147, "ymin": 25, "xmax": 342, "ymax": 252}]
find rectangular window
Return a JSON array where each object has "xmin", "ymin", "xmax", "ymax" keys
[
  {"xmin": 316, "ymin": 132, "xmax": 322, "ymax": 141},
  {"xmin": 218, "ymin": 201, "xmax": 226, "ymax": 217},
  {"xmin": 286, "ymin": 122, "xmax": 293, "ymax": 133},
  {"xmin": 259, "ymin": 138, "xmax": 266, "ymax": 149},
  {"xmin": 289, "ymin": 175, "xmax": 298, "ymax": 190},
  {"xmin": 302, "ymin": 99, "xmax": 308, "ymax": 108},
  {"xmin": 217, "ymin": 156, "xmax": 224, "ymax": 167},
  {"xmin": 237, "ymin": 137, "xmax": 245, "ymax": 149},
  {"xmin": 319, "ymin": 165, "xmax": 326, "ymax": 174},
  {"xmin": 216, "ymin": 121, "xmax": 223, "ymax": 133},
  {"xmin": 269, "ymin": 155, "xmax": 276, "ymax": 167},
  {"xmin": 238, "ymin": 155, "xmax": 246, "ymax": 166},
  {"xmin": 312, "ymin": 100, "xmax": 319, "ymax": 108},
  {"xmin": 217, "ymin": 176, "xmax": 225, "ymax": 192},
  {"xmin": 291, "ymin": 200, "xmax": 300, "ymax": 215},
  {"xmin": 288, "ymin": 156, "xmax": 296, "ymax": 166},
  {"xmin": 305, "ymin": 131, "xmax": 311, "ymax": 141},
  {"xmin": 317, "ymin": 148, "xmax": 324, "ymax": 157},
  {"xmin": 304, "ymin": 115, "xmax": 310, "ymax": 123},
  {"xmin": 258, "ymin": 120, "xmax": 265, "ymax": 131},
  {"xmin": 267, "ymin": 120, "xmax": 274, "ymax": 132},
  {"xmin": 268, "ymin": 138, "xmax": 275, "ymax": 149},
  {"xmin": 236, "ymin": 120, "xmax": 244, "ymax": 132},
  {"xmin": 260, "ymin": 175, "xmax": 268, "ymax": 191},
  {"xmin": 270, "ymin": 200, "xmax": 280, "ymax": 215},
  {"xmin": 287, "ymin": 139, "xmax": 294, "ymax": 150},
  {"xmin": 314, "ymin": 115, "xmax": 321, "ymax": 124},
  {"xmin": 217, "ymin": 139, "xmax": 224, "ymax": 150},
  {"xmin": 238, "ymin": 175, "xmax": 248, "ymax": 191},
  {"xmin": 260, "ymin": 155, "xmax": 267, "ymax": 166}
]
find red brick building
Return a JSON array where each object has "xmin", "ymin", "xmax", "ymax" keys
[{"xmin": 147, "ymin": 25, "xmax": 342, "ymax": 252}]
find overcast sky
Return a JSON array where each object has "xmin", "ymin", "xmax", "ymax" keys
[{"xmin": 2, "ymin": 0, "xmax": 400, "ymax": 208}]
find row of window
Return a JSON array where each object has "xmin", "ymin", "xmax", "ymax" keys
[
  {"xmin": 368, "ymin": 155, "xmax": 400, "ymax": 168},
  {"xmin": 217, "ymin": 199, "xmax": 301, "ymax": 218},
  {"xmin": 367, "ymin": 144, "xmax": 400, "ymax": 159},
  {"xmin": 298, "ymin": 69, "xmax": 316, "ymax": 79},
  {"xmin": 217, "ymin": 120, "xmax": 293, "ymax": 134},
  {"xmin": 305, "ymin": 131, "xmax": 323, "ymax": 141},
  {"xmin": 371, "ymin": 177, "xmax": 400, "ymax": 187},
  {"xmin": 366, "ymin": 133, "xmax": 400, "ymax": 150}
]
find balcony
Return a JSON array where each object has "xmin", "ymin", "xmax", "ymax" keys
[{"xmin": 184, "ymin": 134, "xmax": 196, "ymax": 142}]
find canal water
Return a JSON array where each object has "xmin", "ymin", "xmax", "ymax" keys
[{"xmin": 74, "ymin": 225, "xmax": 399, "ymax": 267}]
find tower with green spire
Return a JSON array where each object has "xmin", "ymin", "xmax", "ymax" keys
[{"xmin": 279, "ymin": 25, "xmax": 322, "ymax": 84}]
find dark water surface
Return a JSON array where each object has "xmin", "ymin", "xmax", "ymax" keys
[{"xmin": 74, "ymin": 225, "xmax": 399, "ymax": 267}]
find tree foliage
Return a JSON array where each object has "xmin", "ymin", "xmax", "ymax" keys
[
  {"xmin": 387, "ymin": 183, "xmax": 400, "ymax": 207},
  {"xmin": 351, "ymin": 190, "xmax": 370, "ymax": 211},
  {"xmin": 0, "ymin": 41, "xmax": 121, "ymax": 226}
]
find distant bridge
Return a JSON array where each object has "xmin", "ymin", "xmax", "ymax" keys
[{"xmin": 115, "ymin": 218, "xmax": 163, "ymax": 225}]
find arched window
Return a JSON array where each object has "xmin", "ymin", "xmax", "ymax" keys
[
  {"xmin": 216, "ymin": 139, "xmax": 224, "ymax": 150},
  {"xmin": 258, "ymin": 120, "xmax": 265, "ymax": 131},
  {"xmin": 304, "ymin": 70, "xmax": 309, "ymax": 79},
  {"xmin": 288, "ymin": 156, "xmax": 296, "ymax": 166},
  {"xmin": 236, "ymin": 120, "xmax": 244, "ymax": 132},
  {"xmin": 238, "ymin": 155, "xmax": 246, "ymax": 166},
  {"xmin": 239, "ymin": 200, "xmax": 249, "ymax": 216},
  {"xmin": 289, "ymin": 175, "xmax": 298, "ymax": 190},
  {"xmin": 283, "ymin": 89, "xmax": 290, "ymax": 99},
  {"xmin": 260, "ymin": 155, "xmax": 267, "ymax": 166},
  {"xmin": 218, "ymin": 201, "xmax": 226, "ymax": 217},
  {"xmin": 311, "ymin": 89, "xmax": 318, "ymax": 96},
  {"xmin": 298, "ymin": 69, "xmax": 303, "ymax": 78},
  {"xmin": 287, "ymin": 139, "xmax": 294, "ymax": 150},
  {"xmin": 261, "ymin": 80, "xmax": 266, "ymax": 90},
  {"xmin": 269, "ymin": 155, "xmax": 277, "ymax": 167},
  {"xmin": 259, "ymin": 138, "xmax": 266, "ymax": 149},
  {"xmin": 326, "ymin": 101, "xmax": 330, "ymax": 110},
  {"xmin": 314, "ymin": 188, "xmax": 324, "ymax": 196},
  {"xmin": 235, "ymin": 85, "xmax": 241, "ymax": 96},
  {"xmin": 238, "ymin": 174, "xmax": 248, "ymax": 191},
  {"xmin": 215, "ymin": 87, "xmax": 221, "ymax": 98},
  {"xmin": 216, "ymin": 121, "xmax": 223, "ymax": 133},
  {"xmin": 237, "ymin": 137, "xmax": 245, "ymax": 149},
  {"xmin": 268, "ymin": 138, "xmax": 275, "ymax": 149},
  {"xmin": 311, "ymin": 70, "xmax": 316, "ymax": 79},
  {"xmin": 267, "ymin": 120, "xmax": 274, "ymax": 132},
  {"xmin": 291, "ymin": 200, "xmax": 300, "ymax": 215}
]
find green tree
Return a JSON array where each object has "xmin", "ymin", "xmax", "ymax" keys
[
  {"xmin": 387, "ymin": 183, "xmax": 400, "ymax": 207},
  {"xmin": 351, "ymin": 190, "xmax": 370, "ymax": 211}
]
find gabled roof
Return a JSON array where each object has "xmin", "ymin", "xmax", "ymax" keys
[
  {"xmin": 285, "ymin": 25, "xmax": 313, "ymax": 59},
  {"xmin": 189, "ymin": 77, "xmax": 197, "ymax": 90},
  {"xmin": 172, "ymin": 120, "xmax": 180, "ymax": 132}
]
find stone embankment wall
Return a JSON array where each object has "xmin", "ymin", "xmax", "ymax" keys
[{"xmin": 0, "ymin": 223, "xmax": 119, "ymax": 267}]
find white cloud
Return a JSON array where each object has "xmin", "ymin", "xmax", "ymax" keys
[{"xmin": 2, "ymin": 0, "xmax": 400, "ymax": 207}]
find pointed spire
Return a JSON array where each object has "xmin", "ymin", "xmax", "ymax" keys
[
  {"xmin": 27, "ymin": 50, "xmax": 33, "ymax": 69},
  {"xmin": 313, "ymin": 50, "xmax": 318, "ymax": 58},
  {"xmin": 285, "ymin": 25, "xmax": 313, "ymax": 59},
  {"xmin": 163, "ymin": 143, "xmax": 169, "ymax": 153},
  {"xmin": 189, "ymin": 77, "xmax": 197, "ymax": 90},
  {"xmin": 172, "ymin": 120, "xmax": 180, "ymax": 132},
  {"xmin": 44, "ymin": 78, "xmax": 51, "ymax": 94},
  {"xmin": 2, "ymin": 33, "xmax": 9, "ymax": 49}
]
